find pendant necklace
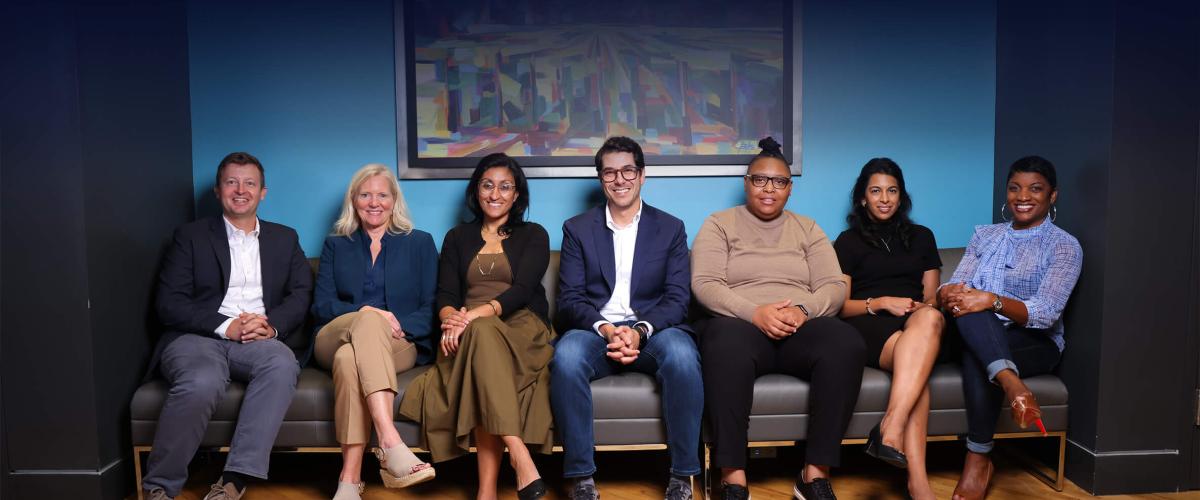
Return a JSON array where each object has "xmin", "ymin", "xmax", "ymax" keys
[
  {"xmin": 476, "ymin": 254, "xmax": 496, "ymax": 276},
  {"xmin": 880, "ymin": 236, "xmax": 893, "ymax": 253}
]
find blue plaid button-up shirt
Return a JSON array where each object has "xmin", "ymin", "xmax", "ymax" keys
[{"xmin": 948, "ymin": 219, "xmax": 1082, "ymax": 351}]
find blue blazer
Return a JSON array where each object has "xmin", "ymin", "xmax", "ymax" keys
[
  {"xmin": 556, "ymin": 203, "xmax": 692, "ymax": 334},
  {"xmin": 311, "ymin": 229, "xmax": 439, "ymax": 365}
]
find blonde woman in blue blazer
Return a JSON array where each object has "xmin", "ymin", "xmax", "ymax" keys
[{"xmin": 311, "ymin": 164, "xmax": 438, "ymax": 499}]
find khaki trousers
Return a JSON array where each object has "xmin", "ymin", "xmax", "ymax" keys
[{"xmin": 315, "ymin": 310, "xmax": 417, "ymax": 444}]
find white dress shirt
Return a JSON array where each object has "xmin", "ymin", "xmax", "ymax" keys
[
  {"xmin": 215, "ymin": 216, "xmax": 267, "ymax": 339},
  {"xmin": 592, "ymin": 202, "xmax": 654, "ymax": 337}
]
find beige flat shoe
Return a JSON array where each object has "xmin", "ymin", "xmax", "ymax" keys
[{"xmin": 332, "ymin": 481, "xmax": 364, "ymax": 500}]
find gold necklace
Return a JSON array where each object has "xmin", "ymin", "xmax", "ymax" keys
[{"xmin": 476, "ymin": 254, "xmax": 496, "ymax": 276}]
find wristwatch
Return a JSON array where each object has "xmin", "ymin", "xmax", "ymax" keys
[
  {"xmin": 633, "ymin": 323, "xmax": 650, "ymax": 346},
  {"xmin": 991, "ymin": 295, "xmax": 1004, "ymax": 313}
]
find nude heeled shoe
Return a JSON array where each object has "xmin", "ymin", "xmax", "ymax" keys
[
  {"xmin": 373, "ymin": 445, "xmax": 436, "ymax": 488},
  {"xmin": 1009, "ymin": 391, "xmax": 1043, "ymax": 430}
]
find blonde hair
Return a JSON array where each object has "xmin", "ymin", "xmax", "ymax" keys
[{"xmin": 332, "ymin": 164, "xmax": 414, "ymax": 237}]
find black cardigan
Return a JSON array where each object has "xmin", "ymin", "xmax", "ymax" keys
[{"xmin": 436, "ymin": 221, "xmax": 551, "ymax": 326}]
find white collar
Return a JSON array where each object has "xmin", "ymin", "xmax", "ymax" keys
[
  {"xmin": 223, "ymin": 216, "xmax": 261, "ymax": 238},
  {"xmin": 605, "ymin": 201, "xmax": 643, "ymax": 231}
]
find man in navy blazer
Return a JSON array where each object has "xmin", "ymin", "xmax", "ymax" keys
[
  {"xmin": 142, "ymin": 153, "xmax": 312, "ymax": 500},
  {"xmin": 551, "ymin": 137, "xmax": 702, "ymax": 500}
]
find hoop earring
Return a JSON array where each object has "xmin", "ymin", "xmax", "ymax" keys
[
  {"xmin": 1050, "ymin": 205, "xmax": 1057, "ymax": 222},
  {"xmin": 999, "ymin": 203, "xmax": 1011, "ymax": 222}
]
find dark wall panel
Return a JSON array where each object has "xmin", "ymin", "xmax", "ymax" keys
[
  {"xmin": 76, "ymin": 0, "xmax": 194, "ymax": 470},
  {"xmin": 1098, "ymin": 0, "xmax": 1199, "ymax": 453},
  {"xmin": 0, "ymin": 2, "xmax": 102, "ymax": 471},
  {"xmin": 1, "ymin": 1, "xmax": 193, "ymax": 498}
]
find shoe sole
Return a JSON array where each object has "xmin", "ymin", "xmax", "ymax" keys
[
  {"xmin": 380, "ymin": 466, "xmax": 436, "ymax": 488},
  {"xmin": 793, "ymin": 483, "xmax": 805, "ymax": 499}
]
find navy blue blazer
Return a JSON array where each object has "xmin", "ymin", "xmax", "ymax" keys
[
  {"xmin": 151, "ymin": 216, "xmax": 313, "ymax": 378},
  {"xmin": 556, "ymin": 203, "xmax": 692, "ymax": 334},
  {"xmin": 311, "ymin": 229, "xmax": 438, "ymax": 366}
]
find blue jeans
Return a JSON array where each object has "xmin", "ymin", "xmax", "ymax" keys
[
  {"xmin": 549, "ymin": 327, "xmax": 703, "ymax": 478},
  {"xmin": 956, "ymin": 312, "xmax": 1061, "ymax": 454}
]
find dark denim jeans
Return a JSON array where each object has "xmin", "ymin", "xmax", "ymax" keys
[
  {"xmin": 549, "ymin": 327, "xmax": 703, "ymax": 478},
  {"xmin": 956, "ymin": 312, "xmax": 1061, "ymax": 453}
]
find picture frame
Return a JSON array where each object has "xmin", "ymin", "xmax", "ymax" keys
[{"xmin": 395, "ymin": 0, "xmax": 803, "ymax": 178}]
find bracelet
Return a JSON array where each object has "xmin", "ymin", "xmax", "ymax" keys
[
  {"xmin": 487, "ymin": 301, "xmax": 499, "ymax": 315},
  {"xmin": 865, "ymin": 297, "xmax": 876, "ymax": 316}
]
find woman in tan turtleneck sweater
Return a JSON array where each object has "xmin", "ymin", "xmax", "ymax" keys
[{"xmin": 692, "ymin": 138, "xmax": 865, "ymax": 500}]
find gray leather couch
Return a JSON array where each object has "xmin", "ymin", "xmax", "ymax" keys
[{"xmin": 130, "ymin": 247, "xmax": 1068, "ymax": 493}]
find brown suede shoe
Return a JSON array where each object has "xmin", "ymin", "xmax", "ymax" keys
[{"xmin": 201, "ymin": 479, "xmax": 244, "ymax": 500}]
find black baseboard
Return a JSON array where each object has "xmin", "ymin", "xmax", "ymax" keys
[
  {"xmin": 6, "ymin": 456, "xmax": 129, "ymax": 500},
  {"xmin": 1066, "ymin": 440, "xmax": 1188, "ymax": 495}
]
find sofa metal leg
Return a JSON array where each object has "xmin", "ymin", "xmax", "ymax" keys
[
  {"xmin": 996, "ymin": 431, "xmax": 1067, "ymax": 492},
  {"xmin": 133, "ymin": 446, "xmax": 150, "ymax": 500}
]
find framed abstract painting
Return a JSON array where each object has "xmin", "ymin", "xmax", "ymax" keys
[{"xmin": 396, "ymin": 0, "xmax": 801, "ymax": 178}]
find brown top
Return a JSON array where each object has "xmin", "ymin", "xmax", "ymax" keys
[
  {"xmin": 691, "ymin": 205, "xmax": 846, "ymax": 322},
  {"xmin": 464, "ymin": 252, "xmax": 512, "ymax": 308}
]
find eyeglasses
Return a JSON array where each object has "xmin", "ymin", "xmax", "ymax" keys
[
  {"xmin": 599, "ymin": 167, "xmax": 641, "ymax": 183},
  {"xmin": 745, "ymin": 174, "xmax": 792, "ymax": 189},
  {"xmin": 479, "ymin": 180, "xmax": 516, "ymax": 195}
]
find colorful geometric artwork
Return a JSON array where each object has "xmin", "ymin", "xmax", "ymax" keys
[{"xmin": 406, "ymin": 0, "xmax": 787, "ymax": 164}]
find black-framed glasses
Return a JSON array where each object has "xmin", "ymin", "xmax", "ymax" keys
[
  {"xmin": 745, "ymin": 174, "xmax": 792, "ymax": 189},
  {"xmin": 599, "ymin": 167, "xmax": 641, "ymax": 183}
]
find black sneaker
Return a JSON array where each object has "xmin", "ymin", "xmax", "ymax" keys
[
  {"xmin": 664, "ymin": 475, "xmax": 693, "ymax": 500},
  {"xmin": 720, "ymin": 482, "xmax": 750, "ymax": 500},
  {"xmin": 792, "ymin": 472, "xmax": 836, "ymax": 500},
  {"xmin": 568, "ymin": 478, "xmax": 599, "ymax": 500}
]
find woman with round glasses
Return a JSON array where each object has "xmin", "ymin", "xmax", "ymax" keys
[
  {"xmin": 399, "ymin": 153, "xmax": 554, "ymax": 500},
  {"xmin": 833, "ymin": 158, "xmax": 943, "ymax": 500},
  {"xmin": 693, "ymin": 137, "xmax": 865, "ymax": 500}
]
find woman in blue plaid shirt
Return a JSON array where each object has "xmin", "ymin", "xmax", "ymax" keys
[{"xmin": 939, "ymin": 156, "xmax": 1082, "ymax": 500}]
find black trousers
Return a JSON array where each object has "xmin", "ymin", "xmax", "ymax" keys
[{"xmin": 699, "ymin": 316, "xmax": 866, "ymax": 469}]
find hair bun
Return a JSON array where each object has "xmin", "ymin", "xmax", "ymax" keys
[{"xmin": 758, "ymin": 136, "xmax": 782, "ymax": 154}]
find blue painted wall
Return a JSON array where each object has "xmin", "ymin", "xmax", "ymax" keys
[{"xmin": 189, "ymin": 0, "xmax": 995, "ymax": 256}]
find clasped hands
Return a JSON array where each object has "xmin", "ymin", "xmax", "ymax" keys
[
  {"xmin": 439, "ymin": 307, "xmax": 475, "ymax": 357},
  {"xmin": 751, "ymin": 299, "xmax": 808, "ymax": 339},
  {"xmin": 360, "ymin": 305, "xmax": 405, "ymax": 339},
  {"xmin": 939, "ymin": 283, "xmax": 996, "ymax": 317},
  {"xmin": 226, "ymin": 312, "xmax": 275, "ymax": 343},
  {"xmin": 601, "ymin": 324, "xmax": 641, "ymax": 365}
]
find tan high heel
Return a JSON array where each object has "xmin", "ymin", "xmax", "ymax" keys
[
  {"xmin": 1009, "ymin": 391, "xmax": 1042, "ymax": 429},
  {"xmin": 373, "ymin": 446, "xmax": 436, "ymax": 488}
]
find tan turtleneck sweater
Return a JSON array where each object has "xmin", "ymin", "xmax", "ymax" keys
[{"xmin": 691, "ymin": 205, "xmax": 846, "ymax": 322}]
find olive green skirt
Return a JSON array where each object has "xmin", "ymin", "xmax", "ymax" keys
[{"xmin": 398, "ymin": 309, "xmax": 555, "ymax": 462}]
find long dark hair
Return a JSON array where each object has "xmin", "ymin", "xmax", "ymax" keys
[
  {"xmin": 847, "ymin": 157, "xmax": 914, "ymax": 250},
  {"xmin": 465, "ymin": 153, "xmax": 529, "ymax": 236}
]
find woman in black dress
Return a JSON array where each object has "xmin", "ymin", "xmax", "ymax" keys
[{"xmin": 833, "ymin": 158, "xmax": 943, "ymax": 500}]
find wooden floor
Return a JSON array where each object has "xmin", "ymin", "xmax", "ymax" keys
[{"xmin": 150, "ymin": 441, "xmax": 1199, "ymax": 499}]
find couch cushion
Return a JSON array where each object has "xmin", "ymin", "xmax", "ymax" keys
[{"xmin": 131, "ymin": 365, "xmax": 433, "ymax": 423}]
